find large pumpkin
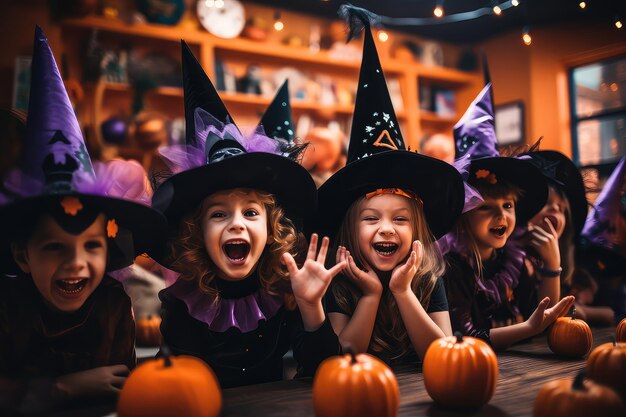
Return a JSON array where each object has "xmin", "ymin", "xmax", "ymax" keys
[
  {"xmin": 423, "ymin": 332, "xmax": 498, "ymax": 409},
  {"xmin": 533, "ymin": 370, "xmax": 625, "ymax": 417},
  {"xmin": 313, "ymin": 349, "xmax": 399, "ymax": 417},
  {"xmin": 135, "ymin": 314, "xmax": 162, "ymax": 347},
  {"xmin": 548, "ymin": 308, "xmax": 592, "ymax": 358},
  {"xmin": 118, "ymin": 347, "xmax": 222, "ymax": 417},
  {"xmin": 616, "ymin": 318, "xmax": 626, "ymax": 343},
  {"xmin": 586, "ymin": 340, "xmax": 626, "ymax": 399}
]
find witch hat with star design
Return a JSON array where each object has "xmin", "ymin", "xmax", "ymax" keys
[
  {"xmin": 151, "ymin": 41, "xmax": 316, "ymax": 262},
  {"xmin": 316, "ymin": 6, "xmax": 464, "ymax": 239},
  {"xmin": 0, "ymin": 26, "xmax": 166, "ymax": 273},
  {"xmin": 578, "ymin": 156, "xmax": 626, "ymax": 275},
  {"xmin": 453, "ymin": 56, "xmax": 547, "ymax": 223}
]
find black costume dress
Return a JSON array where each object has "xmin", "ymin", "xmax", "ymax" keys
[{"xmin": 159, "ymin": 273, "xmax": 341, "ymax": 388}]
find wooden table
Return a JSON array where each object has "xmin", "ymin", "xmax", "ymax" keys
[{"xmin": 51, "ymin": 326, "xmax": 615, "ymax": 417}]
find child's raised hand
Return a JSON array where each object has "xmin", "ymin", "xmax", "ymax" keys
[
  {"xmin": 283, "ymin": 234, "xmax": 346, "ymax": 307},
  {"xmin": 55, "ymin": 364, "xmax": 129, "ymax": 400},
  {"xmin": 337, "ymin": 246, "xmax": 382, "ymax": 296},
  {"xmin": 526, "ymin": 295, "xmax": 575, "ymax": 335},
  {"xmin": 528, "ymin": 218, "xmax": 561, "ymax": 270},
  {"xmin": 389, "ymin": 240, "xmax": 423, "ymax": 295}
]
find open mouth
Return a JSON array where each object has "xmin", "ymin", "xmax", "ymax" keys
[
  {"xmin": 372, "ymin": 242, "xmax": 399, "ymax": 256},
  {"xmin": 223, "ymin": 240, "xmax": 250, "ymax": 263},
  {"xmin": 55, "ymin": 279, "xmax": 88, "ymax": 295},
  {"xmin": 489, "ymin": 226, "xmax": 507, "ymax": 237}
]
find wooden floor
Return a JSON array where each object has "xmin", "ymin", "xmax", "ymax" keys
[{"xmin": 51, "ymin": 326, "xmax": 615, "ymax": 417}]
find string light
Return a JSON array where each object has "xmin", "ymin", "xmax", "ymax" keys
[
  {"xmin": 522, "ymin": 25, "xmax": 532, "ymax": 45},
  {"xmin": 434, "ymin": 0, "xmax": 444, "ymax": 18},
  {"xmin": 377, "ymin": 30, "xmax": 389, "ymax": 42},
  {"xmin": 615, "ymin": 16, "xmax": 623, "ymax": 29},
  {"xmin": 492, "ymin": 1, "xmax": 502, "ymax": 16},
  {"xmin": 273, "ymin": 11, "xmax": 284, "ymax": 31},
  {"xmin": 214, "ymin": 0, "xmax": 224, "ymax": 8},
  {"xmin": 511, "ymin": 0, "xmax": 519, "ymax": 6},
  {"xmin": 579, "ymin": 2, "xmax": 586, "ymax": 9}
]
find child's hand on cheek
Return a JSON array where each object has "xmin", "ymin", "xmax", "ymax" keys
[
  {"xmin": 337, "ymin": 246, "xmax": 383, "ymax": 297},
  {"xmin": 528, "ymin": 218, "xmax": 561, "ymax": 270},
  {"xmin": 389, "ymin": 240, "xmax": 423, "ymax": 295},
  {"xmin": 283, "ymin": 234, "xmax": 346, "ymax": 308}
]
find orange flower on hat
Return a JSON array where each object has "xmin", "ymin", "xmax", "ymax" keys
[
  {"xmin": 475, "ymin": 169, "xmax": 497, "ymax": 184},
  {"xmin": 107, "ymin": 219, "xmax": 119, "ymax": 238},
  {"xmin": 60, "ymin": 196, "xmax": 83, "ymax": 216}
]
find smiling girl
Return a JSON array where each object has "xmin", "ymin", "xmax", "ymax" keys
[{"xmin": 152, "ymin": 43, "xmax": 343, "ymax": 388}]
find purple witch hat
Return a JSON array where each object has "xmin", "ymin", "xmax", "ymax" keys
[
  {"xmin": 579, "ymin": 156, "xmax": 626, "ymax": 273},
  {"xmin": 151, "ymin": 41, "xmax": 316, "ymax": 263},
  {"xmin": 0, "ymin": 26, "xmax": 166, "ymax": 272},
  {"xmin": 453, "ymin": 59, "xmax": 547, "ymax": 223},
  {"xmin": 315, "ymin": 5, "xmax": 464, "ymax": 239}
]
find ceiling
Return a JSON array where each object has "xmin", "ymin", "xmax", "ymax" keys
[{"xmin": 246, "ymin": 0, "xmax": 626, "ymax": 43}]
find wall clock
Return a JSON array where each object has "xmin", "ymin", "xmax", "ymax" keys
[{"xmin": 197, "ymin": 0, "xmax": 246, "ymax": 39}]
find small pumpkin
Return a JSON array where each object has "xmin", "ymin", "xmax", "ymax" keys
[
  {"xmin": 118, "ymin": 347, "xmax": 222, "ymax": 417},
  {"xmin": 586, "ymin": 340, "xmax": 626, "ymax": 399},
  {"xmin": 423, "ymin": 332, "xmax": 498, "ymax": 409},
  {"xmin": 616, "ymin": 318, "xmax": 626, "ymax": 343},
  {"xmin": 533, "ymin": 370, "xmax": 625, "ymax": 417},
  {"xmin": 313, "ymin": 348, "xmax": 399, "ymax": 417},
  {"xmin": 135, "ymin": 314, "xmax": 162, "ymax": 347},
  {"xmin": 548, "ymin": 308, "xmax": 593, "ymax": 358}
]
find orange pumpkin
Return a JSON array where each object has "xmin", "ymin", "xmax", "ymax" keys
[
  {"xmin": 135, "ymin": 314, "xmax": 162, "ymax": 347},
  {"xmin": 423, "ymin": 332, "xmax": 498, "ymax": 409},
  {"xmin": 587, "ymin": 340, "xmax": 626, "ymax": 399},
  {"xmin": 118, "ymin": 347, "xmax": 222, "ymax": 417},
  {"xmin": 313, "ymin": 349, "xmax": 399, "ymax": 417},
  {"xmin": 533, "ymin": 370, "xmax": 625, "ymax": 417},
  {"xmin": 548, "ymin": 308, "xmax": 593, "ymax": 358},
  {"xmin": 616, "ymin": 318, "xmax": 626, "ymax": 343}
]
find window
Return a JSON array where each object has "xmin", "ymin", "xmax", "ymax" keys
[{"xmin": 569, "ymin": 56, "xmax": 626, "ymax": 167}]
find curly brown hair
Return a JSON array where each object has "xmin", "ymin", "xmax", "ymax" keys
[
  {"xmin": 330, "ymin": 194, "xmax": 444, "ymax": 360},
  {"xmin": 167, "ymin": 188, "xmax": 301, "ymax": 309}
]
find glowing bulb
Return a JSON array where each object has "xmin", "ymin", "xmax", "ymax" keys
[
  {"xmin": 274, "ymin": 20, "xmax": 284, "ymax": 31},
  {"xmin": 610, "ymin": 83, "xmax": 619, "ymax": 92},
  {"xmin": 378, "ymin": 30, "xmax": 389, "ymax": 42},
  {"xmin": 493, "ymin": 5, "xmax": 502, "ymax": 15},
  {"xmin": 434, "ymin": 6, "xmax": 444, "ymax": 17},
  {"xmin": 579, "ymin": 2, "xmax": 586, "ymax": 9},
  {"xmin": 616, "ymin": 20, "xmax": 623, "ymax": 29},
  {"xmin": 512, "ymin": 0, "xmax": 519, "ymax": 6},
  {"xmin": 205, "ymin": 0, "xmax": 215, "ymax": 7},
  {"xmin": 215, "ymin": 0, "xmax": 224, "ymax": 8},
  {"xmin": 522, "ymin": 26, "xmax": 532, "ymax": 46}
]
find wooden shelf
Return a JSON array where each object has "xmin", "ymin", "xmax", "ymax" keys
[{"xmin": 419, "ymin": 110, "xmax": 458, "ymax": 124}]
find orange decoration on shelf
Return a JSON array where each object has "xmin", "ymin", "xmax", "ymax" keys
[
  {"xmin": 533, "ymin": 370, "xmax": 625, "ymax": 417},
  {"xmin": 616, "ymin": 318, "xmax": 626, "ymax": 343},
  {"xmin": 312, "ymin": 348, "xmax": 399, "ymax": 417},
  {"xmin": 107, "ymin": 219, "xmax": 119, "ymax": 238},
  {"xmin": 118, "ymin": 347, "xmax": 222, "ymax": 417},
  {"xmin": 60, "ymin": 196, "xmax": 83, "ymax": 215},
  {"xmin": 423, "ymin": 332, "xmax": 498, "ymax": 409},
  {"xmin": 548, "ymin": 308, "xmax": 593, "ymax": 358},
  {"xmin": 587, "ymin": 340, "xmax": 626, "ymax": 399},
  {"xmin": 135, "ymin": 314, "xmax": 163, "ymax": 347}
]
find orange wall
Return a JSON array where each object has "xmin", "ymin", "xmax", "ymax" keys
[{"xmin": 481, "ymin": 21, "xmax": 626, "ymax": 158}]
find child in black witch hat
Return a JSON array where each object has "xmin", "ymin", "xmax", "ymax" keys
[
  {"xmin": 317, "ymin": 6, "xmax": 465, "ymax": 363},
  {"xmin": 150, "ymin": 42, "xmax": 344, "ymax": 388},
  {"xmin": 0, "ymin": 27, "xmax": 166, "ymax": 414},
  {"xmin": 439, "ymin": 65, "xmax": 574, "ymax": 350}
]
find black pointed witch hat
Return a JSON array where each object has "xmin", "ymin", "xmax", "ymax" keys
[{"xmin": 316, "ymin": 7, "xmax": 464, "ymax": 239}]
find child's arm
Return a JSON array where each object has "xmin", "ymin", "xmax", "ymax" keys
[
  {"xmin": 574, "ymin": 302, "xmax": 615, "ymax": 325},
  {"xmin": 327, "ymin": 246, "xmax": 383, "ymax": 353},
  {"xmin": 527, "ymin": 219, "xmax": 561, "ymax": 306},
  {"xmin": 390, "ymin": 241, "xmax": 447, "ymax": 359},
  {"xmin": 108, "ymin": 290, "xmax": 137, "ymax": 370},
  {"xmin": 490, "ymin": 295, "xmax": 574, "ymax": 349},
  {"xmin": 283, "ymin": 234, "xmax": 346, "ymax": 331}
]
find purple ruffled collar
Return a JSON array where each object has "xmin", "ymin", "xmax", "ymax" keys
[
  {"xmin": 439, "ymin": 229, "xmax": 527, "ymax": 306},
  {"xmin": 163, "ymin": 274, "xmax": 285, "ymax": 333}
]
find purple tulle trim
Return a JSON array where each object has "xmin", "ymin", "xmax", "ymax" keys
[
  {"xmin": 438, "ymin": 228, "xmax": 526, "ymax": 306},
  {"xmin": 165, "ymin": 278, "xmax": 285, "ymax": 333},
  {"xmin": 453, "ymin": 154, "xmax": 484, "ymax": 213},
  {"xmin": 159, "ymin": 108, "xmax": 284, "ymax": 173}
]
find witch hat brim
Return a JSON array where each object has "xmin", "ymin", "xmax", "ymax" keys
[
  {"xmin": 316, "ymin": 151, "xmax": 464, "ymax": 239},
  {"xmin": 467, "ymin": 156, "xmax": 548, "ymax": 224},
  {"xmin": 525, "ymin": 150, "xmax": 588, "ymax": 235}
]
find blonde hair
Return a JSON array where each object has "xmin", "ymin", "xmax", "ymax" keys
[
  {"xmin": 167, "ymin": 188, "xmax": 300, "ymax": 309},
  {"xmin": 331, "ymin": 194, "xmax": 444, "ymax": 360}
]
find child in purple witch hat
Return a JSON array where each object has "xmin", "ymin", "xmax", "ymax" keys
[
  {"xmin": 439, "ymin": 63, "xmax": 574, "ymax": 350},
  {"xmin": 0, "ymin": 27, "xmax": 166, "ymax": 413},
  {"xmin": 150, "ymin": 42, "xmax": 343, "ymax": 388}
]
